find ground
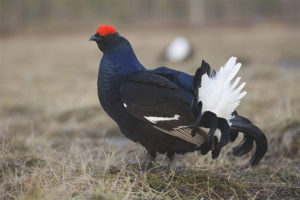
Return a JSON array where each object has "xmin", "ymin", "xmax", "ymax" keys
[{"xmin": 0, "ymin": 25, "xmax": 300, "ymax": 199}]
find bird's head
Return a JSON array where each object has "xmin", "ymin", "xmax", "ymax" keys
[{"xmin": 89, "ymin": 25, "xmax": 121, "ymax": 52}]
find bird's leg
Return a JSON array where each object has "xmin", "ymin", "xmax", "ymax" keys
[
  {"xmin": 166, "ymin": 152, "xmax": 175, "ymax": 172},
  {"xmin": 142, "ymin": 150, "xmax": 156, "ymax": 171}
]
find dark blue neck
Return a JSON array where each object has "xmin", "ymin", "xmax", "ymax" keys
[
  {"xmin": 97, "ymin": 36, "xmax": 144, "ymax": 117},
  {"xmin": 100, "ymin": 37, "xmax": 144, "ymax": 79}
]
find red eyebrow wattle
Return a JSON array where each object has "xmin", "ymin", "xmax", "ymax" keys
[{"xmin": 96, "ymin": 25, "xmax": 116, "ymax": 36}]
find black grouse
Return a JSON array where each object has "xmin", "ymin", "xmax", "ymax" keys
[{"xmin": 89, "ymin": 25, "xmax": 268, "ymax": 168}]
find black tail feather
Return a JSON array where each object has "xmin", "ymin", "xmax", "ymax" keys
[
  {"xmin": 217, "ymin": 118, "xmax": 230, "ymax": 147},
  {"xmin": 192, "ymin": 60, "xmax": 212, "ymax": 119},
  {"xmin": 192, "ymin": 62, "xmax": 267, "ymax": 165},
  {"xmin": 232, "ymin": 134, "xmax": 254, "ymax": 156},
  {"xmin": 191, "ymin": 102, "xmax": 202, "ymax": 137},
  {"xmin": 230, "ymin": 114, "xmax": 268, "ymax": 166},
  {"xmin": 192, "ymin": 60, "xmax": 213, "ymax": 94},
  {"xmin": 212, "ymin": 118, "xmax": 230, "ymax": 159},
  {"xmin": 200, "ymin": 136, "xmax": 218, "ymax": 155},
  {"xmin": 230, "ymin": 131, "xmax": 239, "ymax": 142},
  {"xmin": 229, "ymin": 111, "xmax": 239, "ymax": 142},
  {"xmin": 200, "ymin": 111, "xmax": 219, "ymax": 151}
]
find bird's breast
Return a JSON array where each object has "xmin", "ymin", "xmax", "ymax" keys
[{"xmin": 97, "ymin": 67, "xmax": 122, "ymax": 119}]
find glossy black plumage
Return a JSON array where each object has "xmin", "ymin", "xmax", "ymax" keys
[{"xmin": 90, "ymin": 27, "xmax": 268, "ymax": 166}]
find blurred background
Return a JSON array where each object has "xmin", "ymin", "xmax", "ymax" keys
[
  {"xmin": 1, "ymin": 0, "xmax": 300, "ymax": 34},
  {"xmin": 0, "ymin": 1, "xmax": 300, "ymax": 199}
]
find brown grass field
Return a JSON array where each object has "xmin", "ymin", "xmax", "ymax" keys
[{"xmin": 1, "ymin": 25, "xmax": 300, "ymax": 199}]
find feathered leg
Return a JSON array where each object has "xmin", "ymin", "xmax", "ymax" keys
[
  {"xmin": 166, "ymin": 152, "xmax": 175, "ymax": 172},
  {"xmin": 142, "ymin": 150, "xmax": 156, "ymax": 170}
]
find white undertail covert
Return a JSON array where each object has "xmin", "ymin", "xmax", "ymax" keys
[{"xmin": 198, "ymin": 57, "xmax": 247, "ymax": 124}]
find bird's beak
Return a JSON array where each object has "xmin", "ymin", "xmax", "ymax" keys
[{"xmin": 89, "ymin": 34, "xmax": 98, "ymax": 41}]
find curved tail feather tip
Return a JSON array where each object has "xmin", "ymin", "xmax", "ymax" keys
[{"xmin": 230, "ymin": 114, "xmax": 268, "ymax": 166}]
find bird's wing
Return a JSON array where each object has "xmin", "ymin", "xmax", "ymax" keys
[
  {"xmin": 120, "ymin": 71, "xmax": 206, "ymax": 146},
  {"xmin": 147, "ymin": 67, "xmax": 194, "ymax": 101}
]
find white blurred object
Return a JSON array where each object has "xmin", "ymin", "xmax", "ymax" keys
[{"xmin": 165, "ymin": 36, "xmax": 192, "ymax": 62}]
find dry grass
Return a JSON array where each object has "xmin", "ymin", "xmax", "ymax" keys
[{"xmin": 1, "ymin": 25, "xmax": 300, "ymax": 199}]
